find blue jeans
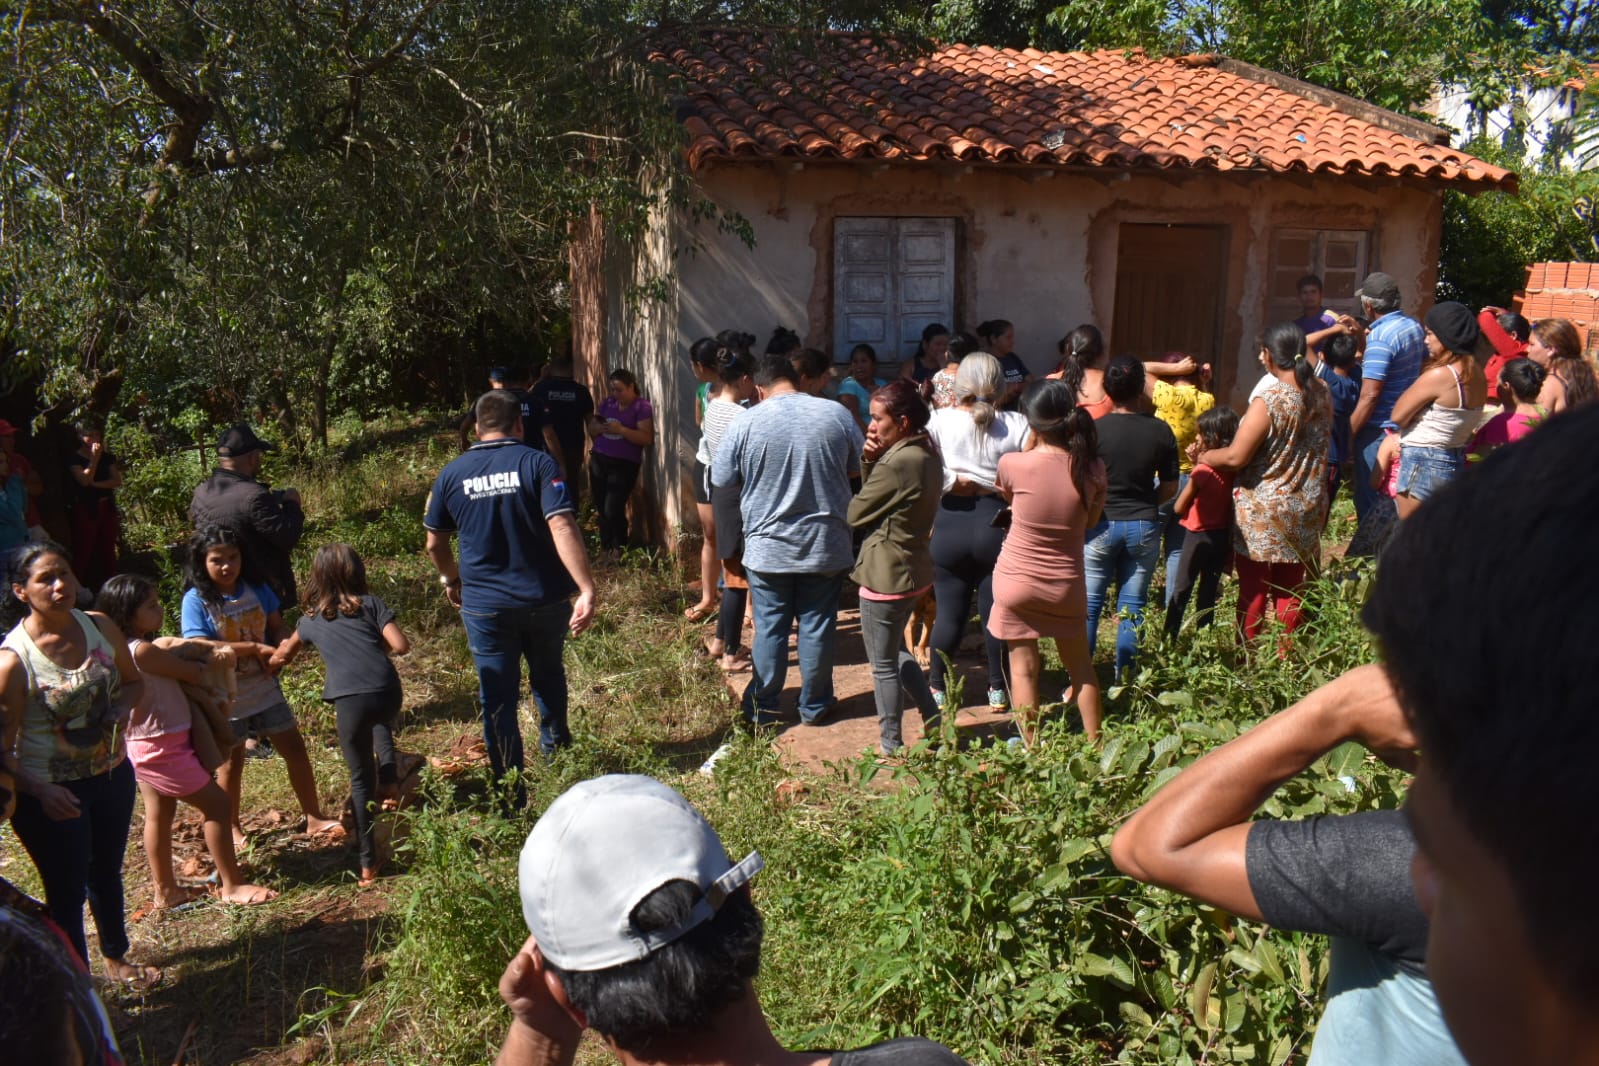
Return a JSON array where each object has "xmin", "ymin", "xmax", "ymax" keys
[
  {"xmin": 1084, "ymin": 518, "xmax": 1163, "ymax": 675},
  {"xmin": 1353, "ymin": 425, "xmax": 1385, "ymax": 523},
  {"xmin": 1158, "ymin": 472, "xmax": 1190, "ymax": 606},
  {"xmin": 9, "ymin": 758, "xmax": 136, "ymax": 962},
  {"xmin": 743, "ymin": 568, "xmax": 847, "ymax": 723},
  {"xmin": 460, "ymin": 600, "xmax": 573, "ymax": 804}
]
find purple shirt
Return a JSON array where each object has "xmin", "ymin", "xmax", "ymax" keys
[
  {"xmin": 1295, "ymin": 311, "xmax": 1337, "ymax": 352},
  {"xmin": 592, "ymin": 396, "xmax": 654, "ymax": 464}
]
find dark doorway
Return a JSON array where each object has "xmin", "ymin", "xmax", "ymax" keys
[{"xmin": 1111, "ymin": 223, "xmax": 1229, "ymax": 392}]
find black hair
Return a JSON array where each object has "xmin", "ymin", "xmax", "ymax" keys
[
  {"xmin": 1496, "ymin": 311, "xmax": 1531, "ymax": 343},
  {"xmin": 0, "ymin": 908, "xmax": 120, "ymax": 1066},
  {"xmin": 1261, "ymin": 321, "xmax": 1318, "ymax": 393},
  {"xmin": 1323, "ymin": 333, "xmax": 1360, "ymax": 371},
  {"xmin": 1363, "ymin": 404, "xmax": 1599, "ymax": 1000},
  {"xmin": 185, "ymin": 526, "xmax": 249, "ymax": 605},
  {"xmin": 1499, "ymin": 357, "xmax": 1546, "ymax": 405},
  {"xmin": 689, "ymin": 337, "xmax": 719, "ymax": 369},
  {"xmin": 1102, "ymin": 355, "xmax": 1145, "ymax": 406},
  {"xmin": 751, "ymin": 351, "xmax": 799, "ymax": 389},
  {"xmin": 2, "ymin": 542, "xmax": 72, "ymax": 630},
  {"xmin": 547, "ymin": 882, "xmax": 764, "ymax": 1056},
  {"xmin": 1196, "ymin": 405, "xmax": 1240, "ymax": 450},
  {"xmin": 915, "ymin": 323, "xmax": 950, "ymax": 361},
  {"xmin": 1056, "ymin": 324, "xmax": 1106, "ymax": 399},
  {"xmin": 714, "ymin": 347, "xmax": 753, "ymax": 386},
  {"xmin": 715, "ymin": 329, "xmax": 756, "ymax": 356},
  {"xmin": 475, "ymin": 389, "xmax": 522, "ymax": 434},
  {"xmin": 848, "ymin": 342, "xmax": 877, "ymax": 363},
  {"xmin": 1296, "ymin": 274, "xmax": 1323, "ymax": 292},
  {"xmin": 609, "ymin": 367, "xmax": 640, "ymax": 391},
  {"xmin": 788, "ymin": 347, "xmax": 830, "ymax": 381},
  {"xmin": 764, "ymin": 327, "xmax": 801, "ymax": 357},
  {"xmin": 976, "ymin": 319, "xmax": 1013, "ymax": 346},
  {"xmin": 1019, "ymin": 379, "xmax": 1100, "ymax": 500},
  {"xmin": 95, "ymin": 574, "xmax": 159, "ymax": 638},
  {"xmin": 947, "ymin": 332, "xmax": 982, "ymax": 361}
]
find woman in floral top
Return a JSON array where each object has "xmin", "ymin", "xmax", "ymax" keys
[{"xmin": 1197, "ymin": 323, "xmax": 1331, "ymax": 643}]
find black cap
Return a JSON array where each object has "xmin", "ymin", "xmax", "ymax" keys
[
  {"xmin": 488, "ymin": 366, "xmax": 511, "ymax": 383},
  {"xmin": 216, "ymin": 424, "xmax": 277, "ymax": 457},
  {"xmin": 1425, "ymin": 301, "xmax": 1481, "ymax": 355},
  {"xmin": 1355, "ymin": 272, "xmax": 1402, "ymax": 306}
]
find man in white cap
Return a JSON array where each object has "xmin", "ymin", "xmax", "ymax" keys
[{"xmin": 496, "ymin": 774, "xmax": 969, "ymax": 1066}]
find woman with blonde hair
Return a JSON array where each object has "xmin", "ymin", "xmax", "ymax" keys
[{"xmin": 924, "ymin": 352, "xmax": 1030, "ymax": 711}]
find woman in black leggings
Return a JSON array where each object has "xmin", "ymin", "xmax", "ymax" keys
[
  {"xmin": 924, "ymin": 351, "xmax": 1033, "ymax": 710},
  {"xmin": 586, "ymin": 368, "xmax": 655, "ymax": 552}
]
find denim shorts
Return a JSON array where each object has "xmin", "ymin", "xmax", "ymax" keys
[
  {"xmin": 230, "ymin": 701, "xmax": 297, "ymax": 740},
  {"xmin": 1396, "ymin": 446, "xmax": 1465, "ymax": 502}
]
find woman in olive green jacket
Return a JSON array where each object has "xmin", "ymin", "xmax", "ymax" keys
[{"xmin": 847, "ymin": 379, "xmax": 944, "ymax": 754}]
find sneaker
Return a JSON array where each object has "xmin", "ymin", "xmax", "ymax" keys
[
  {"xmin": 799, "ymin": 704, "xmax": 836, "ymax": 727},
  {"xmin": 244, "ymin": 738, "xmax": 275, "ymax": 761},
  {"xmin": 987, "ymin": 688, "xmax": 1009, "ymax": 710},
  {"xmin": 743, "ymin": 707, "xmax": 785, "ymax": 729}
]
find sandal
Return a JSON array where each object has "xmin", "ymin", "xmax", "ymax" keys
[
  {"xmin": 303, "ymin": 821, "xmax": 349, "ymax": 844},
  {"xmin": 683, "ymin": 603, "xmax": 716, "ymax": 622},
  {"xmin": 719, "ymin": 651, "xmax": 753, "ymax": 674},
  {"xmin": 104, "ymin": 958, "xmax": 164, "ymax": 993},
  {"xmin": 216, "ymin": 884, "xmax": 278, "ymax": 905}
]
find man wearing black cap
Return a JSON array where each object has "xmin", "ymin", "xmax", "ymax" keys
[
  {"xmin": 190, "ymin": 424, "xmax": 305, "ymax": 603},
  {"xmin": 1348, "ymin": 272, "xmax": 1425, "ymax": 523}
]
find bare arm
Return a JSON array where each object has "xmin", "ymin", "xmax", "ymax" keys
[
  {"xmin": 1141, "ymin": 357, "xmax": 1197, "ymax": 396},
  {"xmin": 131, "ymin": 639, "xmax": 210, "ymax": 684},
  {"xmin": 547, "ymin": 512, "xmax": 596, "ymax": 635},
  {"xmin": 269, "ymin": 631, "xmax": 304, "ymax": 673},
  {"xmin": 1172, "ymin": 472, "xmax": 1200, "ymax": 519},
  {"xmin": 1349, "ymin": 376, "xmax": 1383, "ymax": 437},
  {"xmin": 618, "ymin": 416, "xmax": 654, "ymax": 448},
  {"xmin": 542, "ymin": 428, "xmax": 566, "ymax": 477},
  {"xmin": 1110, "ymin": 665, "xmax": 1419, "ymax": 920},
  {"xmin": 381, "ymin": 622, "xmax": 410, "ymax": 656},
  {"xmin": 1197, "ymin": 398, "xmax": 1269, "ymax": 471},
  {"xmin": 1389, "ymin": 367, "xmax": 1447, "ymax": 429},
  {"xmin": 425, "ymin": 529, "xmax": 462, "ymax": 608}
]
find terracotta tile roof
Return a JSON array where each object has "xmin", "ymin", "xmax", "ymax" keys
[
  {"xmin": 652, "ymin": 33, "xmax": 1517, "ymax": 192},
  {"xmin": 1519, "ymin": 263, "xmax": 1599, "ymax": 350}
]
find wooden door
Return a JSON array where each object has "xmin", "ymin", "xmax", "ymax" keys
[
  {"xmin": 833, "ymin": 217, "xmax": 955, "ymax": 363},
  {"xmin": 1111, "ymin": 224, "xmax": 1228, "ymax": 367}
]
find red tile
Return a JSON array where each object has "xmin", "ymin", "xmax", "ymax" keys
[{"xmin": 650, "ymin": 32, "xmax": 1515, "ymax": 192}]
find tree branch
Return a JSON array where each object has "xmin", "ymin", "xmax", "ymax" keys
[{"xmin": 349, "ymin": 0, "xmax": 445, "ymax": 78}]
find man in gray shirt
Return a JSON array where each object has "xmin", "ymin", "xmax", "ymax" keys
[{"xmin": 711, "ymin": 352, "xmax": 863, "ymax": 726}]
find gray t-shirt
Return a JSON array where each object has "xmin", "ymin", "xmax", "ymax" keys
[
  {"xmin": 294, "ymin": 595, "xmax": 401, "ymax": 701},
  {"xmin": 825, "ymin": 1037, "xmax": 970, "ymax": 1064},
  {"xmin": 710, "ymin": 391, "xmax": 863, "ymax": 574},
  {"xmin": 1247, "ymin": 810, "xmax": 1464, "ymax": 1066}
]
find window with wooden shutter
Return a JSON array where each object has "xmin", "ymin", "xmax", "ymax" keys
[{"xmin": 833, "ymin": 218, "xmax": 956, "ymax": 363}]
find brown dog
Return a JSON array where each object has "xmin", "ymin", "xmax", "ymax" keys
[{"xmin": 903, "ymin": 589, "xmax": 937, "ymax": 668}]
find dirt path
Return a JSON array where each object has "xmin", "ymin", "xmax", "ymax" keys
[{"xmin": 715, "ymin": 602, "xmax": 1017, "ymax": 772}]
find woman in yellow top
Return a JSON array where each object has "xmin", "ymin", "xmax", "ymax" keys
[{"xmin": 1146, "ymin": 353, "xmax": 1212, "ymax": 605}]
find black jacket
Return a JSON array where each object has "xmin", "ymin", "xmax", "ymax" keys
[{"xmin": 189, "ymin": 467, "xmax": 304, "ymax": 603}]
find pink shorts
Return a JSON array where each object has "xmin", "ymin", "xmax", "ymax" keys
[{"xmin": 126, "ymin": 729, "xmax": 213, "ymax": 798}]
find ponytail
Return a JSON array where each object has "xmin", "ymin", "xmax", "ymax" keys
[
  {"xmin": 1019, "ymin": 379, "xmax": 1100, "ymax": 500},
  {"xmin": 1261, "ymin": 322, "xmax": 1317, "ymax": 394},
  {"xmin": 1056, "ymin": 324, "xmax": 1104, "ymax": 401}
]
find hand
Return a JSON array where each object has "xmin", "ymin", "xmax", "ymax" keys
[
  {"xmin": 267, "ymin": 649, "xmax": 290, "ymax": 673},
  {"xmin": 444, "ymin": 582, "xmax": 462, "ymax": 609},
  {"xmin": 499, "ymin": 935, "xmax": 583, "ymax": 1048},
  {"xmin": 569, "ymin": 590, "xmax": 595, "ymax": 635},
  {"xmin": 1199, "ymin": 363, "xmax": 1213, "ymax": 385},
  {"xmin": 861, "ymin": 424, "xmax": 885, "ymax": 462},
  {"xmin": 210, "ymin": 643, "xmax": 236, "ymax": 671},
  {"xmin": 605, "ymin": 419, "xmax": 623, "ymax": 434},
  {"xmin": 36, "ymin": 782, "xmax": 82, "ymax": 821},
  {"xmin": 1170, "ymin": 356, "xmax": 1197, "ymax": 376},
  {"xmin": 89, "ymin": 441, "xmax": 103, "ymax": 460},
  {"xmin": 1185, "ymin": 439, "xmax": 1202, "ymax": 465}
]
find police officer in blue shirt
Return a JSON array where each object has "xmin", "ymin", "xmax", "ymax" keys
[{"xmin": 425, "ymin": 390, "xmax": 597, "ymax": 808}]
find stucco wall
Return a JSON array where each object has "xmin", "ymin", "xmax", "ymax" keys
[{"xmin": 592, "ymin": 162, "xmax": 1443, "ymax": 540}]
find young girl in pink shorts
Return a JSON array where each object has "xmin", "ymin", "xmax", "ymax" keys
[{"xmin": 96, "ymin": 575, "xmax": 276, "ymax": 908}]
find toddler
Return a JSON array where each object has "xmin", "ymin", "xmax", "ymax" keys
[{"xmin": 1164, "ymin": 406, "xmax": 1239, "ymax": 641}]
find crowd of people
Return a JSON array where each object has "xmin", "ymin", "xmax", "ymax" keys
[
  {"xmin": 1, "ymin": 268, "xmax": 1596, "ymax": 1064},
  {"xmin": 686, "ymin": 271, "xmax": 1594, "ymax": 756}
]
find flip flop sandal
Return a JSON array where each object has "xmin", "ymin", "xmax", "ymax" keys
[{"xmin": 683, "ymin": 603, "xmax": 716, "ymax": 622}]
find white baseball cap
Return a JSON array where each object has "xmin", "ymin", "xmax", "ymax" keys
[{"xmin": 518, "ymin": 775, "xmax": 764, "ymax": 971}]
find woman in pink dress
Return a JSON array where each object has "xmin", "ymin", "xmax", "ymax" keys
[{"xmin": 988, "ymin": 379, "xmax": 1107, "ymax": 744}]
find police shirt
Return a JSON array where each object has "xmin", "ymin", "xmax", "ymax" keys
[
  {"xmin": 531, "ymin": 375, "xmax": 595, "ymax": 452},
  {"xmin": 423, "ymin": 439, "xmax": 577, "ymax": 610},
  {"xmin": 505, "ymin": 388, "xmax": 550, "ymax": 451}
]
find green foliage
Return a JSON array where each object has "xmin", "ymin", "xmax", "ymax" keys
[
  {"xmin": 344, "ymin": 567, "xmax": 1404, "ymax": 1065},
  {"xmin": 1438, "ymin": 138, "xmax": 1599, "ymax": 307}
]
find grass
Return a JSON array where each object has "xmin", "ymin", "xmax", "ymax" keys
[{"xmin": 2, "ymin": 417, "xmax": 1395, "ymax": 1065}]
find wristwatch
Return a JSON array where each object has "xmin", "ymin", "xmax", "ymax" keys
[{"xmin": 439, "ymin": 574, "xmax": 460, "ymax": 588}]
